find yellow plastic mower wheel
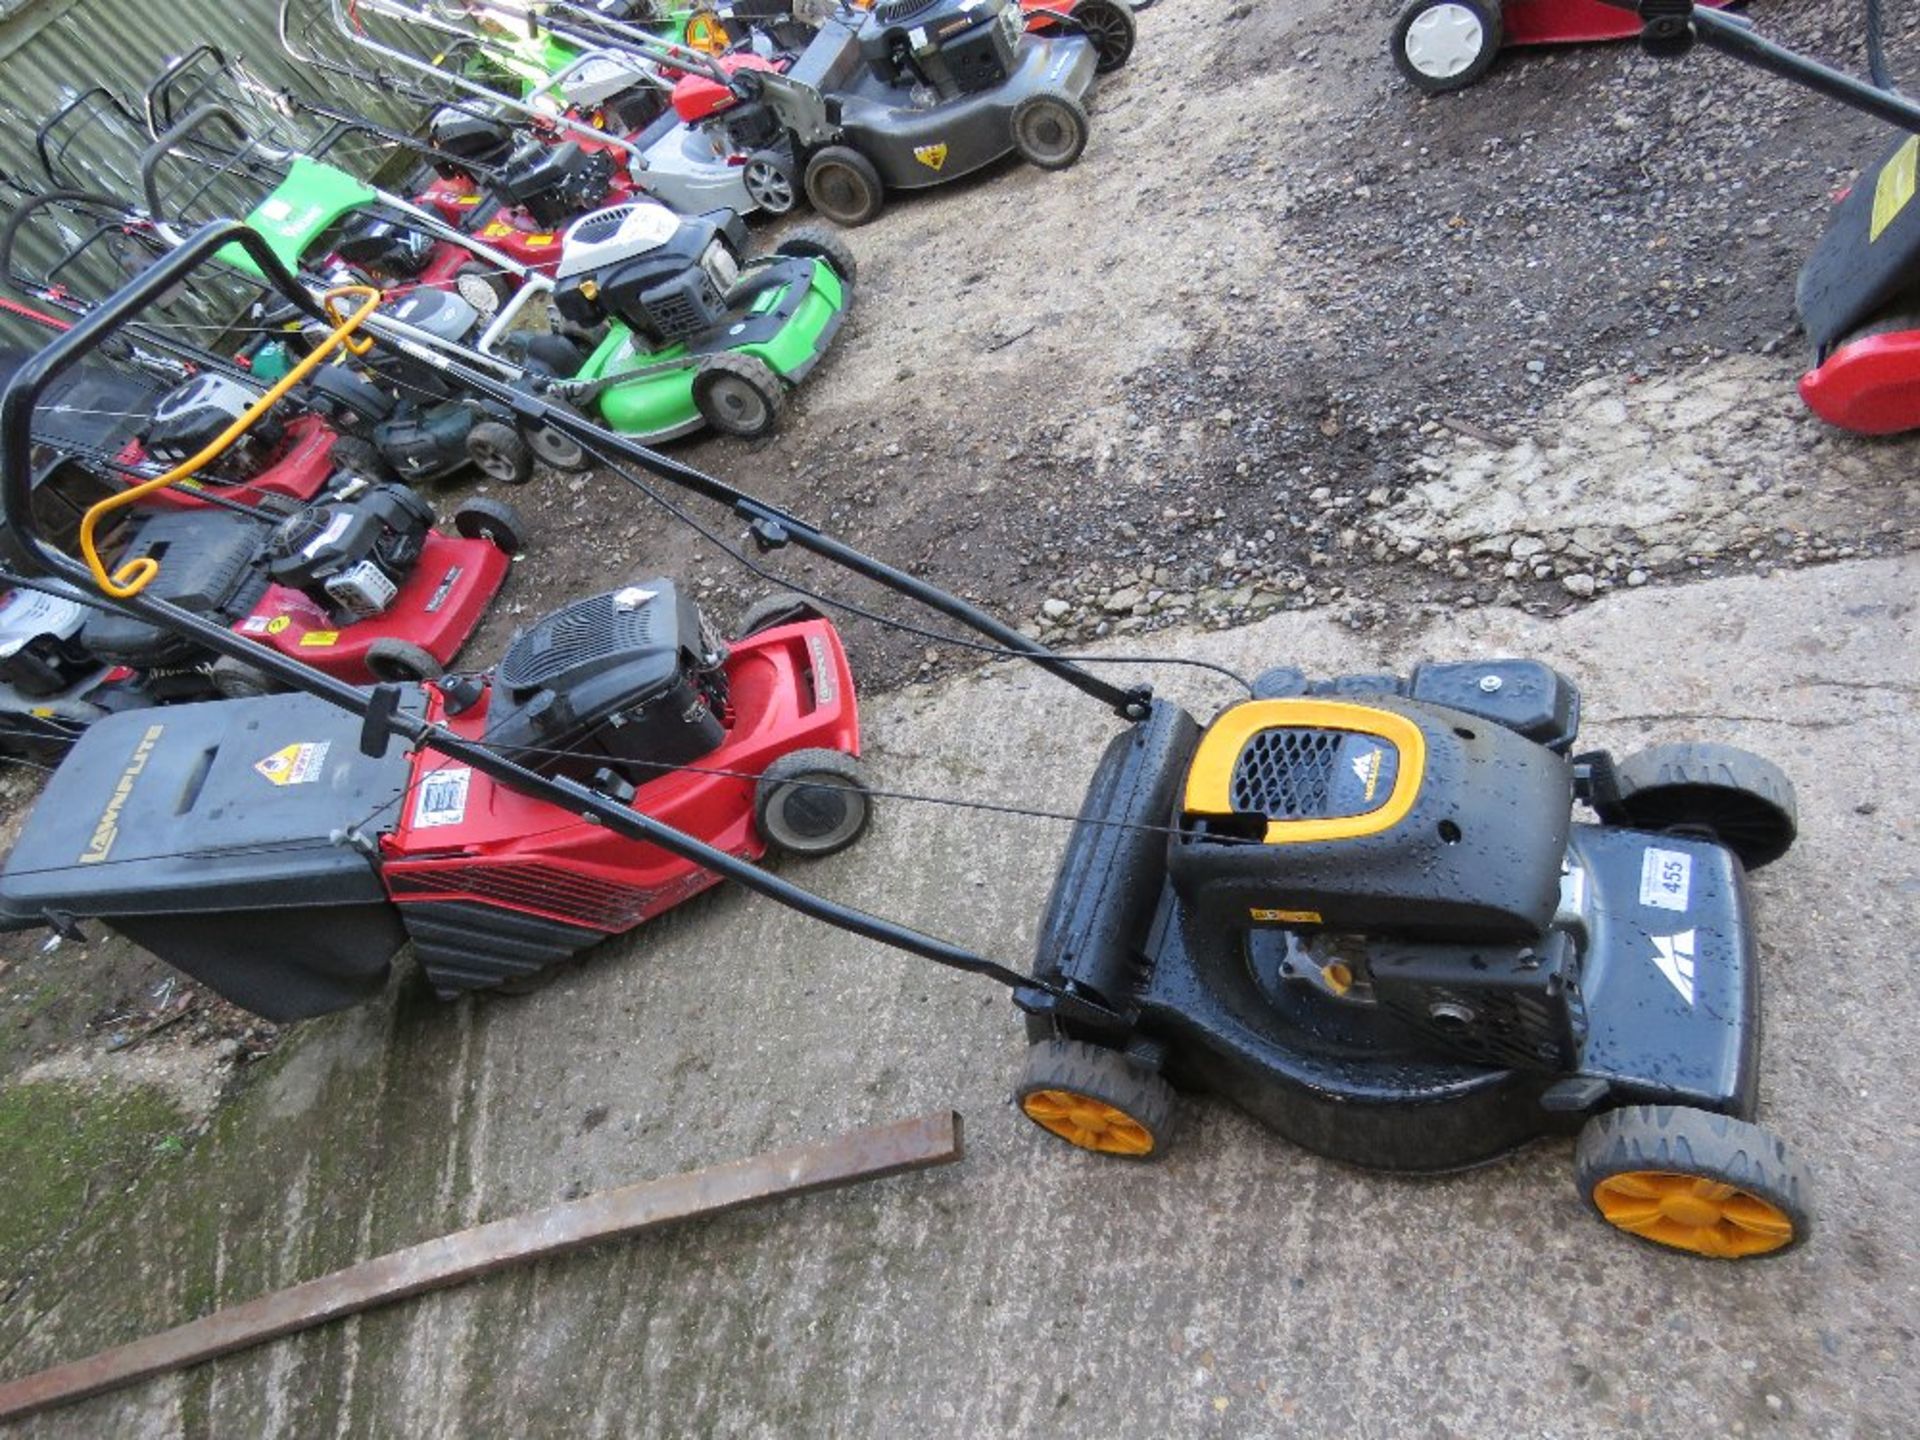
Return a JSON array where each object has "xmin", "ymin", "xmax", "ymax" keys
[
  {"xmin": 1017, "ymin": 1037, "xmax": 1175, "ymax": 1159},
  {"xmin": 1574, "ymin": 1106, "xmax": 1812, "ymax": 1259}
]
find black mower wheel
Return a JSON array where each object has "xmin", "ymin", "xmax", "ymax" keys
[
  {"xmin": 465, "ymin": 419, "xmax": 535, "ymax": 485},
  {"xmin": 1010, "ymin": 92, "xmax": 1090, "ymax": 172},
  {"xmin": 1016, "ymin": 1038, "xmax": 1175, "ymax": 1160},
  {"xmin": 365, "ymin": 638, "xmax": 445, "ymax": 684},
  {"xmin": 327, "ymin": 434, "xmax": 394, "ymax": 483},
  {"xmin": 692, "ymin": 353, "xmax": 785, "ymax": 439},
  {"xmin": 754, "ymin": 748, "xmax": 872, "ymax": 857},
  {"xmin": 1391, "ymin": 0, "xmax": 1504, "ymax": 94},
  {"xmin": 452, "ymin": 497, "xmax": 527, "ymax": 555},
  {"xmin": 804, "ymin": 146, "xmax": 885, "ymax": 228},
  {"xmin": 521, "ymin": 409, "xmax": 591, "ymax": 472},
  {"xmin": 451, "ymin": 261, "xmax": 511, "ymax": 318},
  {"xmin": 211, "ymin": 654, "xmax": 277, "ymax": 700},
  {"xmin": 1599, "ymin": 742, "xmax": 1798, "ymax": 871},
  {"xmin": 743, "ymin": 149, "xmax": 800, "ymax": 216},
  {"xmin": 1071, "ymin": 0, "xmax": 1137, "ymax": 74},
  {"xmin": 1574, "ymin": 1106, "xmax": 1811, "ymax": 1260},
  {"xmin": 737, "ymin": 592, "xmax": 826, "ymax": 638},
  {"xmin": 773, "ymin": 225, "xmax": 857, "ymax": 284}
]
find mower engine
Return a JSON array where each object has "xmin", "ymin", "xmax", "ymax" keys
[
  {"xmin": 857, "ymin": 0, "xmax": 1024, "ymax": 99},
  {"xmin": 428, "ymin": 107, "xmax": 518, "ymax": 178},
  {"xmin": 263, "ymin": 485, "xmax": 438, "ymax": 622},
  {"xmin": 484, "ymin": 580, "xmax": 730, "ymax": 786},
  {"xmin": 0, "ymin": 588, "xmax": 95, "ymax": 698},
  {"xmin": 143, "ymin": 373, "xmax": 285, "ymax": 476},
  {"xmin": 495, "ymin": 140, "xmax": 619, "ymax": 231},
  {"xmin": 551, "ymin": 202, "xmax": 747, "ymax": 346},
  {"xmin": 331, "ymin": 216, "xmax": 438, "ymax": 282}
]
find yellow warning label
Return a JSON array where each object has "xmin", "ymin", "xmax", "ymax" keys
[
  {"xmin": 299, "ymin": 630, "xmax": 340, "ymax": 648},
  {"xmin": 1250, "ymin": 907, "xmax": 1323, "ymax": 925},
  {"xmin": 265, "ymin": 615, "xmax": 291, "ymax": 635},
  {"xmin": 913, "ymin": 143, "xmax": 948, "ymax": 172},
  {"xmin": 1872, "ymin": 135, "xmax": 1920, "ymax": 241},
  {"xmin": 254, "ymin": 741, "xmax": 330, "ymax": 787}
]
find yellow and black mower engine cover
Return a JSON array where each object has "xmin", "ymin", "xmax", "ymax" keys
[{"xmin": 1169, "ymin": 696, "xmax": 1571, "ymax": 942}]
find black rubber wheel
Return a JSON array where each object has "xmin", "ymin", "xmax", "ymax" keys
[
  {"xmin": 327, "ymin": 433, "xmax": 394, "ymax": 483},
  {"xmin": 743, "ymin": 148, "xmax": 800, "ymax": 215},
  {"xmin": 365, "ymin": 637, "xmax": 444, "ymax": 683},
  {"xmin": 465, "ymin": 419, "xmax": 535, "ymax": 484},
  {"xmin": 692, "ymin": 353, "xmax": 785, "ymax": 439},
  {"xmin": 452, "ymin": 496, "xmax": 526, "ymax": 554},
  {"xmin": 1071, "ymin": 0, "xmax": 1136, "ymax": 74},
  {"xmin": 772, "ymin": 224, "xmax": 857, "ymax": 284},
  {"xmin": 804, "ymin": 146, "xmax": 885, "ymax": 228},
  {"xmin": 211, "ymin": 653, "xmax": 276, "ymax": 699},
  {"xmin": 1016, "ymin": 1038, "xmax": 1176, "ymax": 1160},
  {"xmin": 451, "ymin": 260, "xmax": 511, "ymax": 318},
  {"xmin": 1575, "ymin": 1106, "xmax": 1811, "ymax": 1259},
  {"xmin": 754, "ymin": 748, "xmax": 871, "ymax": 857},
  {"xmin": 1599, "ymin": 742, "xmax": 1798, "ymax": 871},
  {"xmin": 737, "ymin": 592, "xmax": 826, "ymax": 638},
  {"xmin": 521, "ymin": 410, "xmax": 590, "ymax": 472},
  {"xmin": 1009, "ymin": 92, "xmax": 1090, "ymax": 171},
  {"xmin": 1391, "ymin": 0, "xmax": 1504, "ymax": 94}
]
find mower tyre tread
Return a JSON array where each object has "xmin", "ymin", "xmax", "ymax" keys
[
  {"xmin": 365, "ymin": 637, "xmax": 444, "ymax": 683},
  {"xmin": 804, "ymin": 146, "xmax": 885, "ymax": 227},
  {"xmin": 1602, "ymin": 741, "xmax": 1798, "ymax": 871},
  {"xmin": 327, "ymin": 434, "xmax": 395, "ymax": 483},
  {"xmin": 1010, "ymin": 91, "xmax": 1090, "ymax": 171},
  {"xmin": 211, "ymin": 653, "xmax": 277, "ymax": 699},
  {"xmin": 466, "ymin": 419, "xmax": 535, "ymax": 485},
  {"xmin": 1017, "ymin": 1037, "xmax": 1176, "ymax": 1160},
  {"xmin": 1391, "ymin": 0, "xmax": 1505, "ymax": 95},
  {"xmin": 692, "ymin": 352, "xmax": 785, "ymax": 438},
  {"xmin": 737, "ymin": 592, "xmax": 826, "ymax": 637},
  {"xmin": 453, "ymin": 496, "xmax": 527, "ymax": 554},
  {"xmin": 774, "ymin": 225, "xmax": 857, "ymax": 284},
  {"xmin": 1574, "ymin": 1105, "xmax": 1811, "ymax": 1259},
  {"xmin": 1072, "ymin": 0, "xmax": 1137, "ymax": 74}
]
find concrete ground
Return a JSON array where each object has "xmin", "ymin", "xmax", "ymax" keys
[{"xmin": 0, "ymin": 555, "xmax": 1913, "ymax": 1438}]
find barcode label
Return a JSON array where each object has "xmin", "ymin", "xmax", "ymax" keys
[{"xmin": 413, "ymin": 768, "xmax": 472, "ymax": 829}]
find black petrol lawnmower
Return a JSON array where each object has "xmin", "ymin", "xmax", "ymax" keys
[{"xmin": 0, "ymin": 223, "xmax": 1812, "ymax": 1260}]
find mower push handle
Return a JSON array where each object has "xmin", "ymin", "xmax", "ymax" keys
[
  {"xmin": 137, "ymin": 104, "xmax": 266, "ymax": 219},
  {"xmin": 141, "ymin": 42, "xmax": 229, "ymax": 139},
  {"xmin": 0, "ymin": 220, "xmax": 337, "ymax": 577},
  {"xmin": 1598, "ymin": 0, "xmax": 1920, "ymax": 133}
]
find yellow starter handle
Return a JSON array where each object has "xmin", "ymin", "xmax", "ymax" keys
[{"xmin": 77, "ymin": 284, "xmax": 384, "ymax": 600}]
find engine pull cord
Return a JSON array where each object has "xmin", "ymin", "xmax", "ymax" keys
[{"xmin": 73, "ymin": 285, "xmax": 381, "ymax": 600}]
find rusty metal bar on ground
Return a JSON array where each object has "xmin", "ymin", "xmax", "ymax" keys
[{"xmin": 0, "ymin": 1111, "xmax": 964, "ymax": 1425}]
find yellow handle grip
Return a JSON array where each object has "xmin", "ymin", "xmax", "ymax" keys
[{"xmin": 78, "ymin": 284, "xmax": 384, "ymax": 601}]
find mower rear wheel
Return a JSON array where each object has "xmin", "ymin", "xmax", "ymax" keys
[
  {"xmin": 452, "ymin": 261, "xmax": 511, "ymax": 318},
  {"xmin": 328, "ymin": 434, "xmax": 394, "ymax": 483},
  {"xmin": 365, "ymin": 638, "xmax": 444, "ymax": 684},
  {"xmin": 692, "ymin": 353, "xmax": 785, "ymax": 439},
  {"xmin": 743, "ymin": 149, "xmax": 800, "ymax": 215},
  {"xmin": 466, "ymin": 420, "xmax": 535, "ymax": 485},
  {"xmin": 1017, "ymin": 1038, "xmax": 1175, "ymax": 1160},
  {"xmin": 755, "ymin": 748, "xmax": 871, "ymax": 857},
  {"xmin": 211, "ymin": 654, "xmax": 277, "ymax": 700},
  {"xmin": 1391, "ymin": 0, "xmax": 1504, "ymax": 94},
  {"xmin": 1072, "ymin": 0, "xmax": 1137, "ymax": 74},
  {"xmin": 738, "ymin": 592, "xmax": 826, "ymax": 638},
  {"xmin": 804, "ymin": 146, "xmax": 885, "ymax": 228},
  {"xmin": 522, "ymin": 410, "xmax": 591, "ymax": 472},
  {"xmin": 452, "ymin": 497, "xmax": 527, "ymax": 555},
  {"xmin": 1010, "ymin": 92, "xmax": 1090, "ymax": 172},
  {"xmin": 1575, "ymin": 1106, "xmax": 1810, "ymax": 1259},
  {"xmin": 1600, "ymin": 742, "xmax": 1798, "ymax": 871},
  {"xmin": 773, "ymin": 225, "xmax": 857, "ymax": 284}
]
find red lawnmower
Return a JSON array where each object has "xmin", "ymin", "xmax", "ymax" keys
[{"xmin": 1390, "ymin": 0, "xmax": 1734, "ymax": 93}]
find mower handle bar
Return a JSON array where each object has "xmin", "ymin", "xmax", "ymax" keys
[
  {"xmin": 138, "ymin": 103, "xmax": 292, "ymax": 221},
  {"xmin": 0, "ymin": 222, "xmax": 1124, "ymax": 1022},
  {"xmin": 1600, "ymin": 0, "xmax": 1920, "ymax": 132},
  {"xmin": 34, "ymin": 87, "xmax": 143, "ymax": 191}
]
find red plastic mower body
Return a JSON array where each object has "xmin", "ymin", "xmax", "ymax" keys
[
  {"xmin": 379, "ymin": 614, "xmax": 861, "ymax": 939},
  {"xmin": 115, "ymin": 413, "xmax": 341, "ymax": 513}
]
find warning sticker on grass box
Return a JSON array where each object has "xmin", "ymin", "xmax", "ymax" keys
[
  {"xmin": 412, "ymin": 767, "xmax": 472, "ymax": 829},
  {"xmin": 254, "ymin": 741, "xmax": 330, "ymax": 787},
  {"xmin": 1638, "ymin": 846, "xmax": 1692, "ymax": 913}
]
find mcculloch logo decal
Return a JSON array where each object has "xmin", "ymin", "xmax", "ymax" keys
[
  {"xmin": 807, "ymin": 634, "xmax": 837, "ymax": 704},
  {"xmin": 1350, "ymin": 748, "xmax": 1383, "ymax": 802},
  {"xmin": 913, "ymin": 143, "xmax": 949, "ymax": 172},
  {"xmin": 80, "ymin": 723, "xmax": 165, "ymax": 865},
  {"xmin": 1650, "ymin": 929, "xmax": 1697, "ymax": 1006},
  {"xmin": 425, "ymin": 565, "xmax": 463, "ymax": 614}
]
